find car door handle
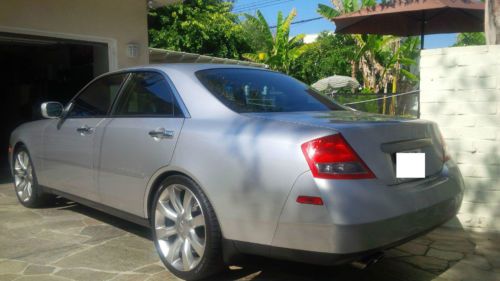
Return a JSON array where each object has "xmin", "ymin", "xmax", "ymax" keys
[
  {"xmin": 148, "ymin": 128, "xmax": 174, "ymax": 139},
  {"xmin": 76, "ymin": 125, "xmax": 94, "ymax": 135}
]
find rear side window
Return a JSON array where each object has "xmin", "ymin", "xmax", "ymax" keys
[
  {"xmin": 113, "ymin": 72, "xmax": 182, "ymax": 117},
  {"xmin": 196, "ymin": 68, "xmax": 346, "ymax": 113},
  {"xmin": 68, "ymin": 74, "xmax": 127, "ymax": 118}
]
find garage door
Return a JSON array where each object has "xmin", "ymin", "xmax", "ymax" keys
[{"xmin": 0, "ymin": 33, "xmax": 109, "ymax": 177}]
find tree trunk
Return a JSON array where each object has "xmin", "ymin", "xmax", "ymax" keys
[
  {"xmin": 485, "ymin": 0, "xmax": 500, "ymax": 44},
  {"xmin": 351, "ymin": 60, "xmax": 356, "ymax": 79}
]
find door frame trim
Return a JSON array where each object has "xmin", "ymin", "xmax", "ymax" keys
[{"xmin": 0, "ymin": 25, "xmax": 118, "ymax": 71}]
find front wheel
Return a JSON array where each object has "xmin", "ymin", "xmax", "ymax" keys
[
  {"xmin": 151, "ymin": 175, "xmax": 224, "ymax": 280},
  {"xmin": 13, "ymin": 146, "xmax": 54, "ymax": 207}
]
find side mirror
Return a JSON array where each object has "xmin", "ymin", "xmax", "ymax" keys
[{"xmin": 41, "ymin": 102, "xmax": 63, "ymax": 119}]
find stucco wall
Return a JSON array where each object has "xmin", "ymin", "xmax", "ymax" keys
[
  {"xmin": 0, "ymin": 0, "xmax": 151, "ymax": 69},
  {"xmin": 420, "ymin": 45, "xmax": 500, "ymax": 232}
]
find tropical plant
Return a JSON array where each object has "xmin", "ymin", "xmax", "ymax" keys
[
  {"xmin": 379, "ymin": 37, "xmax": 419, "ymax": 114},
  {"xmin": 289, "ymin": 32, "xmax": 358, "ymax": 85},
  {"xmin": 318, "ymin": 0, "xmax": 376, "ymax": 19},
  {"xmin": 148, "ymin": 0, "xmax": 251, "ymax": 59},
  {"xmin": 317, "ymin": 0, "xmax": 380, "ymax": 90},
  {"xmin": 241, "ymin": 9, "xmax": 310, "ymax": 74},
  {"xmin": 453, "ymin": 32, "xmax": 486, "ymax": 46},
  {"xmin": 317, "ymin": 0, "xmax": 420, "ymax": 114}
]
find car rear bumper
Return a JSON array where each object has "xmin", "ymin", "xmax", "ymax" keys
[{"xmin": 270, "ymin": 160, "xmax": 464, "ymax": 261}]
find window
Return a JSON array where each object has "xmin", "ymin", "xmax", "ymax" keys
[
  {"xmin": 196, "ymin": 68, "xmax": 346, "ymax": 113},
  {"xmin": 113, "ymin": 72, "xmax": 182, "ymax": 117},
  {"xmin": 68, "ymin": 74, "xmax": 127, "ymax": 117}
]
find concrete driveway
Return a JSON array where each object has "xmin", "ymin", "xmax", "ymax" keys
[{"xmin": 1, "ymin": 182, "xmax": 499, "ymax": 281}]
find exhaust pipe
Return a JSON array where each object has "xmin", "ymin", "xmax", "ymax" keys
[{"xmin": 351, "ymin": 252, "xmax": 384, "ymax": 270}]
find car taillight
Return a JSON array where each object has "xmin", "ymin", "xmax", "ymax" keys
[{"xmin": 301, "ymin": 134, "xmax": 375, "ymax": 179}]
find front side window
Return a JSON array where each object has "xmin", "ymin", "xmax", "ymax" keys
[
  {"xmin": 68, "ymin": 74, "xmax": 127, "ymax": 118},
  {"xmin": 196, "ymin": 68, "xmax": 346, "ymax": 113},
  {"xmin": 113, "ymin": 72, "xmax": 182, "ymax": 117}
]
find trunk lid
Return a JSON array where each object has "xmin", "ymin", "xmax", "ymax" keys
[{"xmin": 245, "ymin": 111, "xmax": 445, "ymax": 185}]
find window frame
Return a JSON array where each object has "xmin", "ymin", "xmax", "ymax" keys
[
  {"xmin": 65, "ymin": 72, "xmax": 131, "ymax": 119},
  {"xmin": 63, "ymin": 69, "xmax": 189, "ymax": 120},
  {"xmin": 110, "ymin": 70, "xmax": 187, "ymax": 119}
]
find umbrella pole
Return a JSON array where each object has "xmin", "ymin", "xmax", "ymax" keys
[
  {"xmin": 420, "ymin": 11, "xmax": 425, "ymax": 50},
  {"xmin": 419, "ymin": 11, "xmax": 424, "ymax": 119}
]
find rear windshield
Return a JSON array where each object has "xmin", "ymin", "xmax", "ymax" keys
[{"xmin": 196, "ymin": 68, "xmax": 346, "ymax": 113}]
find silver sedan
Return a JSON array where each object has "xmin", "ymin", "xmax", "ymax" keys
[{"xmin": 9, "ymin": 64, "xmax": 464, "ymax": 280}]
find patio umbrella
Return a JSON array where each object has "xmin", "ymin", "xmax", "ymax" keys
[
  {"xmin": 332, "ymin": 0, "xmax": 485, "ymax": 49},
  {"xmin": 311, "ymin": 75, "xmax": 360, "ymax": 92}
]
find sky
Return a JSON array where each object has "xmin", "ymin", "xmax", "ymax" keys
[{"xmin": 232, "ymin": 0, "xmax": 458, "ymax": 49}]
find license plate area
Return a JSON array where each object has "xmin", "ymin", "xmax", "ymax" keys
[{"xmin": 396, "ymin": 151, "xmax": 426, "ymax": 179}]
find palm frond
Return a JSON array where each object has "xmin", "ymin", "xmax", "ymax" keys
[
  {"xmin": 243, "ymin": 11, "xmax": 274, "ymax": 51},
  {"xmin": 281, "ymin": 8, "xmax": 296, "ymax": 41},
  {"xmin": 289, "ymin": 44, "xmax": 311, "ymax": 60},
  {"xmin": 275, "ymin": 10, "xmax": 286, "ymax": 53},
  {"xmin": 289, "ymin": 34, "xmax": 305, "ymax": 47},
  {"xmin": 242, "ymin": 53, "xmax": 265, "ymax": 62},
  {"xmin": 400, "ymin": 69, "xmax": 419, "ymax": 82},
  {"xmin": 399, "ymin": 57, "xmax": 416, "ymax": 66},
  {"xmin": 317, "ymin": 4, "xmax": 339, "ymax": 19},
  {"xmin": 352, "ymin": 0, "xmax": 359, "ymax": 12}
]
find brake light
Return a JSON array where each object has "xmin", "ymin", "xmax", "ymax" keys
[{"xmin": 301, "ymin": 134, "xmax": 375, "ymax": 179}]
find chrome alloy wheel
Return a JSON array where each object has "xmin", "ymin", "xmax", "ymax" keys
[
  {"xmin": 155, "ymin": 184, "xmax": 206, "ymax": 271},
  {"xmin": 14, "ymin": 151, "xmax": 33, "ymax": 202}
]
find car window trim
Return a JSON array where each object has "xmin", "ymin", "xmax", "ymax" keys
[
  {"xmin": 108, "ymin": 73, "xmax": 133, "ymax": 116},
  {"xmin": 109, "ymin": 70, "xmax": 187, "ymax": 119},
  {"xmin": 64, "ymin": 72, "xmax": 131, "ymax": 119}
]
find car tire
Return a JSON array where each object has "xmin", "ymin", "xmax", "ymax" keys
[
  {"xmin": 13, "ymin": 145, "xmax": 55, "ymax": 208},
  {"xmin": 151, "ymin": 175, "xmax": 224, "ymax": 280}
]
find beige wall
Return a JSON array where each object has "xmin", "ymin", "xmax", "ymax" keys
[
  {"xmin": 420, "ymin": 45, "xmax": 500, "ymax": 232},
  {"xmin": 0, "ymin": 0, "xmax": 151, "ymax": 70}
]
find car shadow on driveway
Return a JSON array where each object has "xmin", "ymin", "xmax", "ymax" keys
[
  {"xmin": 54, "ymin": 199, "xmax": 153, "ymax": 241},
  {"xmin": 48, "ymin": 197, "xmax": 500, "ymax": 281},
  {"xmin": 1, "ymin": 181, "xmax": 499, "ymax": 281}
]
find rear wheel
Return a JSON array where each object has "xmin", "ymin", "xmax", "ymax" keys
[
  {"xmin": 13, "ymin": 146, "xmax": 54, "ymax": 207},
  {"xmin": 151, "ymin": 175, "xmax": 224, "ymax": 280}
]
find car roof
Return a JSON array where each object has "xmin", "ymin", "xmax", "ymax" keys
[
  {"xmin": 126, "ymin": 63, "xmax": 270, "ymax": 73},
  {"xmin": 100, "ymin": 63, "xmax": 275, "ymax": 81}
]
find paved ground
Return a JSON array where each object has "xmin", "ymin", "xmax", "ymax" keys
[{"xmin": 1, "ymin": 182, "xmax": 499, "ymax": 281}]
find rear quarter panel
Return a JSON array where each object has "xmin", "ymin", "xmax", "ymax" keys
[{"xmin": 169, "ymin": 114, "xmax": 334, "ymax": 245}]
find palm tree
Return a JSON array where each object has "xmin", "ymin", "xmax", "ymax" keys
[
  {"xmin": 241, "ymin": 9, "xmax": 309, "ymax": 74},
  {"xmin": 318, "ymin": 0, "xmax": 419, "ymax": 114},
  {"xmin": 380, "ymin": 36, "xmax": 419, "ymax": 114},
  {"xmin": 318, "ymin": 0, "xmax": 384, "ymax": 91}
]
